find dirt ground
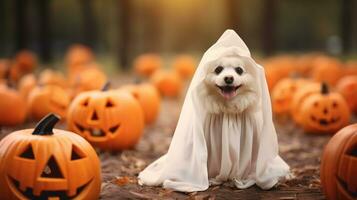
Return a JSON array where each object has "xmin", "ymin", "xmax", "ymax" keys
[{"xmin": 0, "ymin": 98, "xmax": 333, "ymax": 200}]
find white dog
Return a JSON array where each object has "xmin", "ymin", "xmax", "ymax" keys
[
  {"xmin": 198, "ymin": 56, "xmax": 258, "ymax": 114},
  {"xmin": 138, "ymin": 30, "xmax": 289, "ymax": 192}
]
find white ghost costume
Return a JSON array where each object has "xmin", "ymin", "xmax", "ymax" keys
[{"xmin": 138, "ymin": 30, "xmax": 289, "ymax": 192}]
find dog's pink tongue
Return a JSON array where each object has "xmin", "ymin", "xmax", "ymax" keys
[{"xmin": 222, "ymin": 90, "xmax": 237, "ymax": 100}]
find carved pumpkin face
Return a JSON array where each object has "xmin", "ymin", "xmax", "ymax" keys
[
  {"xmin": 272, "ymin": 78, "xmax": 311, "ymax": 115},
  {"xmin": 0, "ymin": 84, "xmax": 27, "ymax": 126},
  {"xmin": 150, "ymin": 70, "xmax": 183, "ymax": 97},
  {"xmin": 119, "ymin": 83, "xmax": 161, "ymax": 124},
  {"xmin": 300, "ymin": 83, "xmax": 350, "ymax": 134},
  {"xmin": 67, "ymin": 87, "xmax": 144, "ymax": 151},
  {"xmin": 134, "ymin": 54, "xmax": 162, "ymax": 77},
  {"xmin": 0, "ymin": 114, "xmax": 101, "ymax": 200},
  {"xmin": 336, "ymin": 75, "xmax": 357, "ymax": 113},
  {"xmin": 28, "ymin": 85, "xmax": 70, "ymax": 120},
  {"xmin": 321, "ymin": 123, "xmax": 357, "ymax": 200}
]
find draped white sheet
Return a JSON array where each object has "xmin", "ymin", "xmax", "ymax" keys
[{"xmin": 138, "ymin": 29, "xmax": 289, "ymax": 192}]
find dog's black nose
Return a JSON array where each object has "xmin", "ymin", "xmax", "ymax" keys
[{"xmin": 224, "ymin": 76, "xmax": 234, "ymax": 84}]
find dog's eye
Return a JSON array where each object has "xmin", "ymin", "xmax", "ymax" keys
[
  {"xmin": 214, "ymin": 66, "xmax": 224, "ymax": 74},
  {"xmin": 235, "ymin": 67, "xmax": 244, "ymax": 75}
]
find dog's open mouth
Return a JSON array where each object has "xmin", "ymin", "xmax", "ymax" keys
[{"xmin": 216, "ymin": 84, "xmax": 242, "ymax": 99}]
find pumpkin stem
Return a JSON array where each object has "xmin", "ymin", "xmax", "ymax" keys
[
  {"xmin": 32, "ymin": 113, "xmax": 60, "ymax": 135},
  {"xmin": 101, "ymin": 81, "xmax": 110, "ymax": 91},
  {"xmin": 321, "ymin": 82, "xmax": 329, "ymax": 95}
]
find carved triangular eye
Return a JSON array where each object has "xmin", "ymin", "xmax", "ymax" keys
[
  {"xmin": 347, "ymin": 146, "xmax": 357, "ymax": 157},
  {"xmin": 82, "ymin": 98, "xmax": 89, "ymax": 106},
  {"xmin": 71, "ymin": 145, "xmax": 86, "ymax": 160},
  {"xmin": 91, "ymin": 111, "xmax": 99, "ymax": 120},
  {"xmin": 19, "ymin": 144, "xmax": 35, "ymax": 159},
  {"xmin": 105, "ymin": 99, "xmax": 115, "ymax": 107},
  {"xmin": 41, "ymin": 156, "xmax": 63, "ymax": 178}
]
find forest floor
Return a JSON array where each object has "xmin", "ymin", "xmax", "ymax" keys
[{"xmin": 0, "ymin": 76, "xmax": 335, "ymax": 200}]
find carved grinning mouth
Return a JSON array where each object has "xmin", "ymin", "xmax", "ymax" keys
[
  {"xmin": 310, "ymin": 116, "xmax": 341, "ymax": 126},
  {"xmin": 215, "ymin": 84, "xmax": 242, "ymax": 99},
  {"xmin": 8, "ymin": 176, "xmax": 92, "ymax": 199},
  {"xmin": 337, "ymin": 176, "xmax": 357, "ymax": 198},
  {"xmin": 75, "ymin": 123, "xmax": 120, "ymax": 137}
]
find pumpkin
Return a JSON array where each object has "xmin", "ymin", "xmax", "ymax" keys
[
  {"xmin": 27, "ymin": 84, "xmax": 70, "ymax": 120},
  {"xmin": 13, "ymin": 50, "xmax": 37, "ymax": 73},
  {"xmin": 0, "ymin": 59, "xmax": 10, "ymax": 79},
  {"xmin": 0, "ymin": 114, "xmax": 101, "ymax": 200},
  {"xmin": 264, "ymin": 56, "xmax": 296, "ymax": 91},
  {"xmin": 173, "ymin": 55, "xmax": 196, "ymax": 79},
  {"xmin": 119, "ymin": 83, "xmax": 161, "ymax": 124},
  {"xmin": 342, "ymin": 60, "xmax": 357, "ymax": 77},
  {"xmin": 272, "ymin": 78, "xmax": 311, "ymax": 115},
  {"xmin": 336, "ymin": 75, "xmax": 357, "ymax": 113},
  {"xmin": 134, "ymin": 54, "xmax": 162, "ymax": 77},
  {"xmin": 39, "ymin": 69, "xmax": 68, "ymax": 88},
  {"xmin": 295, "ymin": 53, "xmax": 321, "ymax": 76},
  {"xmin": 18, "ymin": 73, "xmax": 37, "ymax": 99},
  {"xmin": 150, "ymin": 70, "xmax": 183, "ymax": 97},
  {"xmin": 0, "ymin": 84, "xmax": 27, "ymax": 126},
  {"xmin": 69, "ymin": 66, "xmax": 107, "ymax": 98},
  {"xmin": 311, "ymin": 56, "xmax": 342, "ymax": 86},
  {"xmin": 67, "ymin": 83, "xmax": 145, "ymax": 151},
  {"xmin": 300, "ymin": 83, "xmax": 350, "ymax": 134},
  {"xmin": 65, "ymin": 44, "xmax": 94, "ymax": 69},
  {"xmin": 290, "ymin": 82, "xmax": 321, "ymax": 125},
  {"xmin": 320, "ymin": 123, "xmax": 357, "ymax": 200}
]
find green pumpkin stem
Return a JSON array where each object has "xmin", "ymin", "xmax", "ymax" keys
[
  {"xmin": 321, "ymin": 82, "xmax": 329, "ymax": 95},
  {"xmin": 101, "ymin": 81, "xmax": 110, "ymax": 91},
  {"xmin": 32, "ymin": 113, "xmax": 60, "ymax": 135}
]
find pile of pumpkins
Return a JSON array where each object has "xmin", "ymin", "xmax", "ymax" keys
[{"xmin": 266, "ymin": 54, "xmax": 357, "ymax": 134}]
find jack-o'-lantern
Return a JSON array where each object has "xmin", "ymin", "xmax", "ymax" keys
[
  {"xmin": 69, "ymin": 66, "xmax": 107, "ymax": 98},
  {"xmin": 300, "ymin": 83, "xmax": 350, "ymax": 134},
  {"xmin": 272, "ymin": 77, "xmax": 312, "ymax": 115},
  {"xmin": 290, "ymin": 82, "xmax": 321, "ymax": 125},
  {"xmin": 0, "ymin": 84, "xmax": 26, "ymax": 126},
  {"xmin": 336, "ymin": 76, "xmax": 357, "ymax": 113},
  {"xmin": 67, "ymin": 83, "xmax": 145, "ymax": 151},
  {"xmin": 39, "ymin": 69, "xmax": 68, "ymax": 88},
  {"xmin": 13, "ymin": 50, "xmax": 37, "ymax": 73},
  {"xmin": 173, "ymin": 55, "xmax": 196, "ymax": 79},
  {"xmin": 134, "ymin": 53, "xmax": 162, "ymax": 77},
  {"xmin": 65, "ymin": 44, "xmax": 94, "ymax": 69},
  {"xmin": 0, "ymin": 114, "xmax": 101, "ymax": 200},
  {"xmin": 28, "ymin": 85, "xmax": 70, "ymax": 120},
  {"xmin": 18, "ymin": 73, "xmax": 37, "ymax": 99},
  {"xmin": 321, "ymin": 123, "xmax": 357, "ymax": 200},
  {"xmin": 311, "ymin": 56, "xmax": 342, "ymax": 86},
  {"xmin": 119, "ymin": 82, "xmax": 161, "ymax": 124},
  {"xmin": 151, "ymin": 70, "xmax": 183, "ymax": 97}
]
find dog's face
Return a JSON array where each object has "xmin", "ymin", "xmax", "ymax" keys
[{"xmin": 200, "ymin": 56, "xmax": 258, "ymax": 114}]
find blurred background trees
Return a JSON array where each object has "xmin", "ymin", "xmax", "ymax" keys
[{"xmin": 0, "ymin": 0, "xmax": 356, "ymax": 68}]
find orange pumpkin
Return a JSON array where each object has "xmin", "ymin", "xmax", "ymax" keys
[
  {"xmin": 321, "ymin": 123, "xmax": 357, "ymax": 200},
  {"xmin": 272, "ymin": 78, "xmax": 311, "ymax": 115},
  {"xmin": 0, "ymin": 84, "xmax": 27, "ymax": 125},
  {"xmin": 0, "ymin": 59, "xmax": 10, "ymax": 79},
  {"xmin": 134, "ymin": 54, "xmax": 162, "ymax": 77},
  {"xmin": 13, "ymin": 50, "xmax": 37, "ymax": 73},
  {"xmin": 336, "ymin": 75, "xmax": 357, "ymax": 113},
  {"xmin": 65, "ymin": 44, "xmax": 94, "ymax": 69},
  {"xmin": 311, "ymin": 56, "xmax": 342, "ymax": 86},
  {"xmin": 295, "ymin": 53, "xmax": 322, "ymax": 76},
  {"xmin": 264, "ymin": 56, "xmax": 296, "ymax": 91},
  {"xmin": 341, "ymin": 60, "xmax": 357, "ymax": 77},
  {"xmin": 290, "ymin": 82, "xmax": 321, "ymax": 125},
  {"xmin": 173, "ymin": 55, "xmax": 196, "ymax": 79},
  {"xmin": 18, "ymin": 73, "xmax": 37, "ymax": 99},
  {"xmin": 39, "ymin": 69, "xmax": 68, "ymax": 88},
  {"xmin": 151, "ymin": 70, "xmax": 183, "ymax": 97},
  {"xmin": 27, "ymin": 85, "xmax": 70, "ymax": 120},
  {"xmin": 300, "ymin": 83, "xmax": 350, "ymax": 134},
  {"xmin": 0, "ymin": 114, "xmax": 101, "ymax": 199},
  {"xmin": 67, "ymin": 83, "xmax": 145, "ymax": 151},
  {"xmin": 119, "ymin": 83, "xmax": 161, "ymax": 124}
]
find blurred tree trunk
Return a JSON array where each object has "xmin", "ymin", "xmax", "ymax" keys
[
  {"xmin": 341, "ymin": 0, "xmax": 353, "ymax": 54},
  {"xmin": 262, "ymin": 0, "xmax": 277, "ymax": 56},
  {"xmin": 227, "ymin": 0, "xmax": 240, "ymax": 32},
  {"xmin": 0, "ymin": 1, "xmax": 5, "ymax": 54},
  {"xmin": 37, "ymin": 0, "xmax": 52, "ymax": 62},
  {"xmin": 79, "ymin": 0, "xmax": 97, "ymax": 48},
  {"xmin": 14, "ymin": 0, "xmax": 29, "ymax": 51},
  {"xmin": 146, "ymin": 4, "xmax": 161, "ymax": 52},
  {"xmin": 118, "ymin": 0, "xmax": 131, "ymax": 69}
]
